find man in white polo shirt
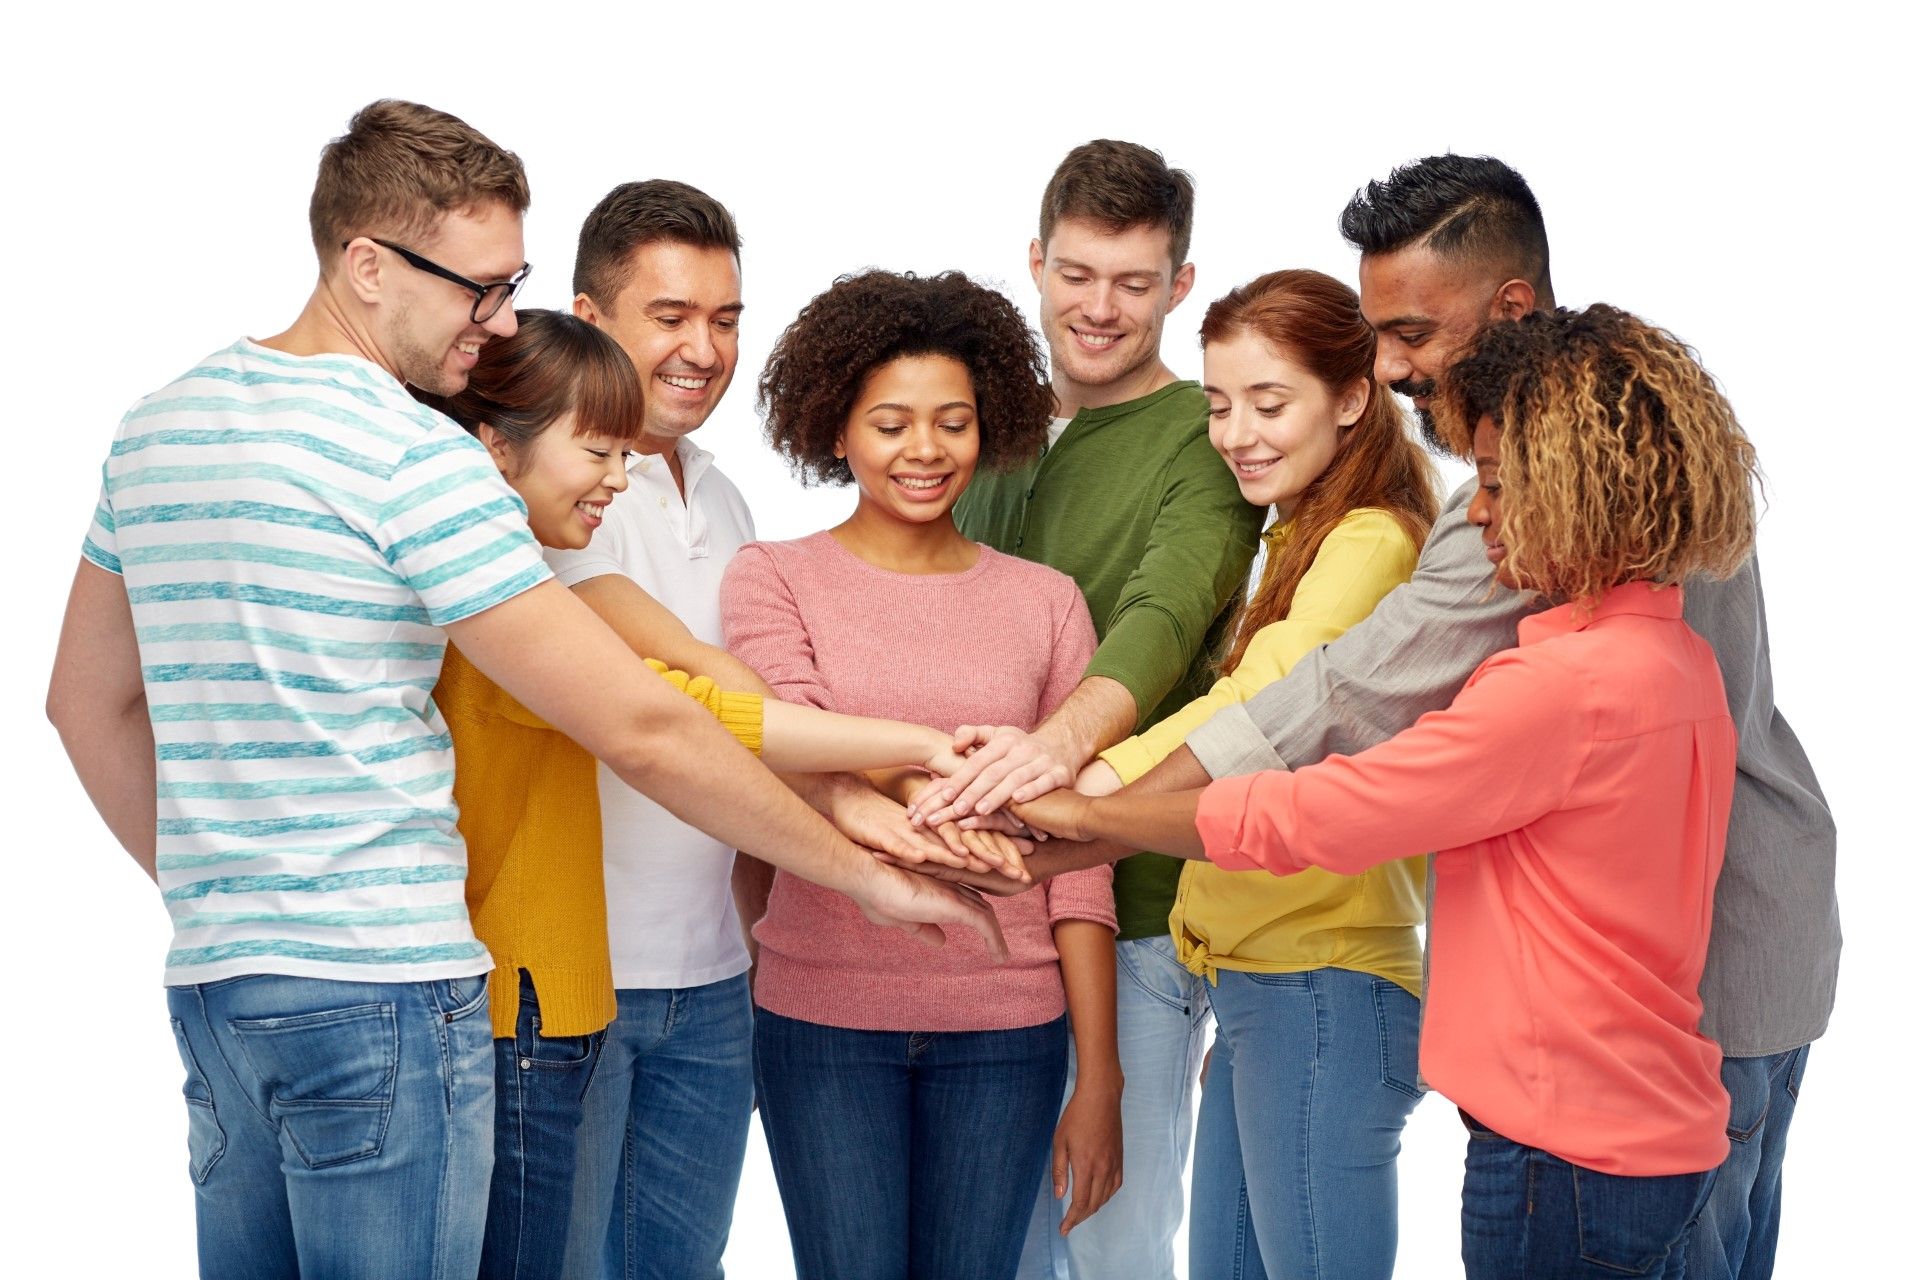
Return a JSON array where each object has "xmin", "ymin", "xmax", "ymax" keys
[{"xmin": 547, "ymin": 181, "xmax": 767, "ymax": 1280}]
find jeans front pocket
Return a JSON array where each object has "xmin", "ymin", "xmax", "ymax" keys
[
  {"xmin": 169, "ymin": 1017, "xmax": 227, "ymax": 1184},
  {"xmin": 230, "ymin": 1002, "xmax": 397, "ymax": 1170},
  {"xmin": 1371, "ymin": 978, "xmax": 1424, "ymax": 1100},
  {"xmin": 1572, "ymin": 1165, "xmax": 1714, "ymax": 1275}
]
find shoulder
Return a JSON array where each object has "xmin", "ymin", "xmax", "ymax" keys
[
  {"xmin": 721, "ymin": 535, "xmax": 823, "ymax": 591},
  {"xmin": 977, "ymin": 546, "xmax": 1088, "ymax": 612},
  {"xmin": 1321, "ymin": 508, "xmax": 1421, "ymax": 562}
]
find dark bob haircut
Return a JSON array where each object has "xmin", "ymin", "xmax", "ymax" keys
[{"xmin": 759, "ymin": 270, "xmax": 1055, "ymax": 486}]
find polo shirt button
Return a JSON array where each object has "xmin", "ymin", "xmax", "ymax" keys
[
  {"xmin": 1016, "ymin": 537, "xmax": 1024, "ymax": 549},
  {"xmin": 1026, "ymin": 488, "xmax": 1035, "ymax": 499}
]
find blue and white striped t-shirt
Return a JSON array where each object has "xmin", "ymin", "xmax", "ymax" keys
[{"xmin": 83, "ymin": 339, "xmax": 552, "ymax": 986}]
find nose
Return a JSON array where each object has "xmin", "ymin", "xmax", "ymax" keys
[
  {"xmin": 484, "ymin": 305, "xmax": 519, "ymax": 339},
  {"xmin": 1374, "ymin": 337, "xmax": 1410, "ymax": 387},
  {"xmin": 904, "ymin": 423, "xmax": 945, "ymax": 462},
  {"xmin": 1214, "ymin": 405, "xmax": 1257, "ymax": 453},
  {"xmin": 1082, "ymin": 281, "xmax": 1120, "ymax": 325},
  {"xmin": 682, "ymin": 320, "xmax": 719, "ymax": 370},
  {"xmin": 1466, "ymin": 485, "xmax": 1490, "ymax": 528},
  {"xmin": 605, "ymin": 457, "xmax": 630, "ymax": 493}
]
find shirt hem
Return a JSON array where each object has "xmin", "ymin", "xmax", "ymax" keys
[{"xmin": 163, "ymin": 953, "xmax": 494, "ymax": 988}]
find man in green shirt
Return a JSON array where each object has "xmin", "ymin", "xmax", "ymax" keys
[{"xmin": 923, "ymin": 139, "xmax": 1261, "ymax": 1280}]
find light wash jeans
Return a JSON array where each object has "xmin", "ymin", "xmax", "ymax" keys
[
  {"xmin": 1683, "ymin": 1045, "xmax": 1810, "ymax": 1280},
  {"xmin": 165, "ymin": 972, "xmax": 495, "ymax": 1280},
  {"xmin": 562, "ymin": 975, "xmax": 755, "ymax": 1280},
  {"xmin": 1189, "ymin": 967, "xmax": 1424, "ymax": 1280},
  {"xmin": 1018, "ymin": 934, "xmax": 1210, "ymax": 1280}
]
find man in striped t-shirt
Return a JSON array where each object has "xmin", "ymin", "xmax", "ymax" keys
[{"xmin": 46, "ymin": 100, "xmax": 1006, "ymax": 1279}]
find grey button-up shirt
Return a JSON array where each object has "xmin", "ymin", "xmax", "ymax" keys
[{"xmin": 1186, "ymin": 481, "xmax": 1840, "ymax": 1058}]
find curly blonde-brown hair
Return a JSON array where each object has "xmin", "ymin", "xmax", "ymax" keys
[{"xmin": 1434, "ymin": 305, "xmax": 1761, "ymax": 603}]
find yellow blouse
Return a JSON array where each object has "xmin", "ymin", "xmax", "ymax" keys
[
  {"xmin": 437, "ymin": 650, "xmax": 764, "ymax": 1038},
  {"xmin": 1099, "ymin": 508, "xmax": 1428, "ymax": 993}
]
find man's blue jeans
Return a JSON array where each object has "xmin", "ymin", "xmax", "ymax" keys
[
  {"xmin": 756, "ymin": 1007, "xmax": 1068, "ymax": 1280},
  {"xmin": 1019, "ymin": 934, "xmax": 1209, "ymax": 1280},
  {"xmin": 1683, "ymin": 1046, "xmax": 1809, "ymax": 1280},
  {"xmin": 562, "ymin": 975, "xmax": 755, "ymax": 1280},
  {"xmin": 480, "ymin": 971, "xmax": 605, "ymax": 1280},
  {"xmin": 1460, "ymin": 1111, "xmax": 1716, "ymax": 1279},
  {"xmin": 1189, "ymin": 967, "xmax": 1425, "ymax": 1280},
  {"xmin": 165, "ymin": 972, "xmax": 495, "ymax": 1280}
]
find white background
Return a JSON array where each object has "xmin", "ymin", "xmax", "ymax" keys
[{"xmin": 3, "ymin": 2, "xmax": 1912, "ymax": 1275}]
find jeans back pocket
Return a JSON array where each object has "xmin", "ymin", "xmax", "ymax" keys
[
  {"xmin": 1572, "ymin": 1165, "xmax": 1714, "ymax": 1275},
  {"xmin": 229, "ymin": 1002, "xmax": 397, "ymax": 1170},
  {"xmin": 168, "ymin": 1017, "xmax": 227, "ymax": 1184}
]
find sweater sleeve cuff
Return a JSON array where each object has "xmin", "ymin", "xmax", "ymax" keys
[
  {"xmin": 1098, "ymin": 736, "xmax": 1156, "ymax": 786},
  {"xmin": 1187, "ymin": 703, "xmax": 1288, "ymax": 780},
  {"xmin": 715, "ymin": 692, "xmax": 765, "ymax": 756},
  {"xmin": 1196, "ymin": 775, "xmax": 1269, "ymax": 872}
]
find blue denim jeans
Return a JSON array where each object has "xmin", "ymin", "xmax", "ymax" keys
[
  {"xmin": 1018, "ymin": 934, "xmax": 1209, "ymax": 1280},
  {"xmin": 563, "ymin": 975, "xmax": 755, "ymax": 1280},
  {"xmin": 165, "ymin": 972, "xmax": 495, "ymax": 1280},
  {"xmin": 1460, "ymin": 1111, "xmax": 1716, "ymax": 1279},
  {"xmin": 1683, "ymin": 1045, "xmax": 1809, "ymax": 1280},
  {"xmin": 756, "ymin": 1007, "xmax": 1069, "ymax": 1280},
  {"xmin": 480, "ymin": 971, "xmax": 606, "ymax": 1280},
  {"xmin": 1188, "ymin": 967, "xmax": 1425, "ymax": 1280}
]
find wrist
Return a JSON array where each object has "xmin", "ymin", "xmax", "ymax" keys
[{"xmin": 1071, "ymin": 1055, "xmax": 1123, "ymax": 1094}]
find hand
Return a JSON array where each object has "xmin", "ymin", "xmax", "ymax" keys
[
  {"xmin": 1074, "ymin": 758, "xmax": 1124, "ymax": 797},
  {"xmin": 1051, "ymin": 1077, "xmax": 1123, "ymax": 1235},
  {"xmin": 893, "ymin": 773, "xmax": 1027, "ymax": 879},
  {"xmin": 873, "ymin": 851, "xmax": 1037, "ymax": 898},
  {"xmin": 910, "ymin": 725, "xmax": 1073, "ymax": 826},
  {"xmin": 851, "ymin": 856, "xmax": 1010, "ymax": 962},
  {"xmin": 829, "ymin": 779, "xmax": 981, "ymax": 872},
  {"xmin": 1010, "ymin": 789, "xmax": 1096, "ymax": 843}
]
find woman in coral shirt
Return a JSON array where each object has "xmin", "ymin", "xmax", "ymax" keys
[{"xmin": 1004, "ymin": 305, "xmax": 1761, "ymax": 1279}]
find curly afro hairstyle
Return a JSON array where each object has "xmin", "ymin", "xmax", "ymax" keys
[
  {"xmin": 1435, "ymin": 304, "xmax": 1760, "ymax": 603},
  {"xmin": 759, "ymin": 270, "xmax": 1055, "ymax": 486}
]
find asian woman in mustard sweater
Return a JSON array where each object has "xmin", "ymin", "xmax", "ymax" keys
[{"xmin": 417, "ymin": 310, "xmax": 1030, "ymax": 1280}]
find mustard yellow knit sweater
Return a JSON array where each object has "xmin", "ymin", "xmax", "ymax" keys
[{"xmin": 437, "ymin": 647, "xmax": 764, "ymax": 1038}]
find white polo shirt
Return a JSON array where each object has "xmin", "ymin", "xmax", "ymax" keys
[{"xmin": 544, "ymin": 437, "xmax": 756, "ymax": 990}]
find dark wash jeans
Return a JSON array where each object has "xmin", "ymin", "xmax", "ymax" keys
[
  {"xmin": 480, "ymin": 971, "xmax": 604, "ymax": 1280},
  {"xmin": 754, "ymin": 1007, "xmax": 1069, "ymax": 1280},
  {"xmin": 1683, "ymin": 1046, "xmax": 1809, "ymax": 1280},
  {"xmin": 1459, "ymin": 1111, "xmax": 1716, "ymax": 1279}
]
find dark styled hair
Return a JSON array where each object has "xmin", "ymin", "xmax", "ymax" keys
[
  {"xmin": 573, "ymin": 179, "xmax": 742, "ymax": 307},
  {"xmin": 1201, "ymin": 270, "xmax": 1439, "ymax": 672},
  {"xmin": 1040, "ymin": 140, "xmax": 1196, "ymax": 269},
  {"xmin": 309, "ymin": 99, "xmax": 529, "ymax": 266},
  {"xmin": 759, "ymin": 270, "xmax": 1054, "ymax": 486},
  {"xmin": 1339, "ymin": 155, "xmax": 1553, "ymax": 305},
  {"xmin": 1435, "ymin": 305, "xmax": 1759, "ymax": 601},
  {"xmin": 418, "ymin": 309, "xmax": 644, "ymax": 463}
]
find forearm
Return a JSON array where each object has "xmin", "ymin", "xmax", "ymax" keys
[
  {"xmin": 732, "ymin": 853, "xmax": 774, "ymax": 961},
  {"xmin": 51, "ymin": 699, "xmax": 158, "ymax": 880},
  {"xmin": 1082, "ymin": 788, "xmax": 1208, "ymax": 858},
  {"xmin": 1036, "ymin": 676, "xmax": 1138, "ymax": 772},
  {"xmin": 760, "ymin": 701, "xmax": 946, "ymax": 775},
  {"xmin": 572, "ymin": 573, "xmax": 773, "ymax": 695},
  {"xmin": 1055, "ymin": 919, "xmax": 1120, "ymax": 1086}
]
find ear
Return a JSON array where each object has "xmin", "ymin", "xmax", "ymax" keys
[
  {"xmin": 1336, "ymin": 377, "xmax": 1370, "ymax": 430},
  {"xmin": 475, "ymin": 423, "xmax": 516, "ymax": 474},
  {"xmin": 339, "ymin": 237, "xmax": 384, "ymax": 306},
  {"xmin": 1167, "ymin": 261, "xmax": 1196, "ymax": 312},
  {"xmin": 1489, "ymin": 278, "xmax": 1537, "ymax": 322},
  {"xmin": 572, "ymin": 292, "xmax": 601, "ymax": 324},
  {"xmin": 832, "ymin": 430, "xmax": 847, "ymax": 461},
  {"xmin": 1028, "ymin": 238, "xmax": 1046, "ymax": 292}
]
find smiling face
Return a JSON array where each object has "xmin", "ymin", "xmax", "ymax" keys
[
  {"xmin": 1465, "ymin": 413, "xmax": 1520, "ymax": 589},
  {"xmin": 479, "ymin": 413, "xmax": 633, "ymax": 550},
  {"xmin": 379, "ymin": 202, "xmax": 526, "ymax": 396},
  {"xmin": 1358, "ymin": 243, "xmax": 1519, "ymax": 449},
  {"xmin": 582, "ymin": 241, "xmax": 742, "ymax": 448},
  {"xmin": 1203, "ymin": 330, "xmax": 1365, "ymax": 520},
  {"xmin": 834, "ymin": 355, "xmax": 980, "ymax": 527},
  {"xmin": 1030, "ymin": 216, "xmax": 1193, "ymax": 411}
]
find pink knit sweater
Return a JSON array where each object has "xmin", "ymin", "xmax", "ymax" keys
[{"xmin": 721, "ymin": 531, "xmax": 1116, "ymax": 1032}]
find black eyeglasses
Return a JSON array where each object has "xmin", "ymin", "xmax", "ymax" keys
[{"xmin": 346, "ymin": 237, "xmax": 532, "ymax": 323}]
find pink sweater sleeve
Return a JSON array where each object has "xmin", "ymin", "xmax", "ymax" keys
[
  {"xmin": 720, "ymin": 542, "xmax": 835, "ymax": 711},
  {"xmin": 1196, "ymin": 648, "xmax": 1593, "ymax": 876},
  {"xmin": 1040, "ymin": 582, "xmax": 1116, "ymax": 930}
]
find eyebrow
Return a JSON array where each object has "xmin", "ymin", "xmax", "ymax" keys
[
  {"xmin": 1373, "ymin": 314, "xmax": 1433, "ymax": 332},
  {"xmin": 1052, "ymin": 256, "xmax": 1165, "ymax": 281},
  {"xmin": 644, "ymin": 298, "xmax": 746, "ymax": 313},
  {"xmin": 867, "ymin": 401, "xmax": 976, "ymax": 414}
]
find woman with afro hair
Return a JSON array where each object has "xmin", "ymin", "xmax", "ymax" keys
[{"xmin": 720, "ymin": 270, "xmax": 1122, "ymax": 1280}]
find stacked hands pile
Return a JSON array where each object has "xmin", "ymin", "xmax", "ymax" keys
[{"xmin": 45, "ymin": 94, "xmax": 1838, "ymax": 1280}]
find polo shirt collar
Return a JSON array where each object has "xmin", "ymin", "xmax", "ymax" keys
[{"xmin": 1520, "ymin": 580, "xmax": 1685, "ymax": 644}]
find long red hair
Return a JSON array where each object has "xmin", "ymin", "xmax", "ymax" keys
[{"xmin": 1203, "ymin": 270, "xmax": 1439, "ymax": 673}]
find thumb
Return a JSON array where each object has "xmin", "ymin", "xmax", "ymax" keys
[{"xmin": 1052, "ymin": 1129, "xmax": 1069, "ymax": 1199}]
